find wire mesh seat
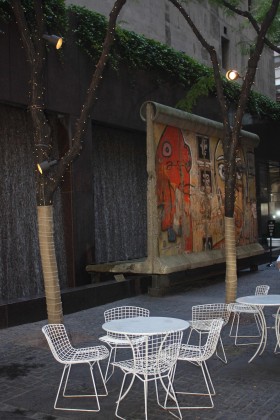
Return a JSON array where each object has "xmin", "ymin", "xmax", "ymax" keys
[
  {"xmin": 168, "ymin": 318, "xmax": 223, "ymax": 410},
  {"xmin": 42, "ymin": 324, "xmax": 109, "ymax": 412},
  {"xmin": 229, "ymin": 285, "xmax": 270, "ymax": 346},
  {"xmin": 99, "ymin": 306, "xmax": 150, "ymax": 382},
  {"xmin": 112, "ymin": 330, "xmax": 183, "ymax": 420},
  {"xmin": 186, "ymin": 303, "xmax": 230, "ymax": 363}
]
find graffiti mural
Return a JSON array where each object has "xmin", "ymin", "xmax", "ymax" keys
[
  {"xmin": 88, "ymin": 102, "xmax": 261, "ymax": 278},
  {"xmin": 155, "ymin": 125, "xmax": 258, "ymax": 257}
]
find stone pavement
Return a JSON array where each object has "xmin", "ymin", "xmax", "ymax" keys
[{"xmin": 1, "ymin": 263, "xmax": 280, "ymax": 420}]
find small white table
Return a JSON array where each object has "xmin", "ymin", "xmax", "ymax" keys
[
  {"xmin": 102, "ymin": 316, "xmax": 189, "ymax": 407},
  {"xmin": 102, "ymin": 316, "xmax": 189, "ymax": 336},
  {"xmin": 102, "ymin": 317, "xmax": 189, "ymax": 418},
  {"xmin": 236, "ymin": 294, "xmax": 280, "ymax": 363}
]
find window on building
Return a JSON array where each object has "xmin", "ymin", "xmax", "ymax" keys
[
  {"xmin": 275, "ymin": 55, "xmax": 280, "ymax": 66},
  {"xmin": 221, "ymin": 36, "xmax": 229, "ymax": 70}
]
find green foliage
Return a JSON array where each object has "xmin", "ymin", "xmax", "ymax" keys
[
  {"xmin": 68, "ymin": 4, "xmax": 210, "ymax": 83},
  {"xmin": 176, "ymin": 74, "xmax": 216, "ymax": 112},
  {"xmin": 43, "ymin": 0, "xmax": 68, "ymax": 36},
  {"xmin": 248, "ymin": 90, "xmax": 280, "ymax": 120},
  {"xmin": 209, "ymin": 0, "xmax": 280, "ymax": 45},
  {"xmin": 0, "ymin": 0, "xmax": 12, "ymax": 21},
  {"xmin": 0, "ymin": 0, "xmax": 68, "ymax": 36},
  {"xmin": 252, "ymin": 0, "xmax": 280, "ymax": 45},
  {"xmin": 114, "ymin": 28, "xmax": 211, "ymax": 85},
  {"xmin": 68, "ymin": 5, "xmax": 107, "ymax": 63}
]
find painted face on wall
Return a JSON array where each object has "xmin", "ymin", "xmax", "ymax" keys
[
  {"xmin": 214, "ymin": 141, "xmax": 245, "ymax": 198},
  {"xmin": 214, "ymin": 139, "xmax": 245, "ymax": 242},
  {"xmin": 156, "ymin": 126, "xmax": 192, "ymax": 194},
  {"xmin": 156, "ymin": 126, "xmax": 192, "ymax": 252}
]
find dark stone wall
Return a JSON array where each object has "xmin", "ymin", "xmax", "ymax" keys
[{"xmin": 244, "ymin": 121, "xmax": 280, "ymax": 162}]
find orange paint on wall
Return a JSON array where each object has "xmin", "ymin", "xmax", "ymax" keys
[{"xmin": 155, "ymin": 126, "xmax": 193, "ymax": 252}]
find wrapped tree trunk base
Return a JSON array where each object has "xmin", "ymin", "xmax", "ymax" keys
[
  {"xmin": 37, "ymin": 205, "xmax": 63, "ymax": 324},
  {"xmin": 225, "ymin": 216, "xmax": 237, "ymax": 304}
]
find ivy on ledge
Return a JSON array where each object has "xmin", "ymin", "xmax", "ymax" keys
[
  {"xmin": 69, "ymin": 5, "xmax": 280, "ymax": 122},
  {"xmin": 1, "ymin": 1, "xmax": 280, "ymax": 121}
]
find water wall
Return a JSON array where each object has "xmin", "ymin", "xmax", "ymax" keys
[
  {"xmin": 92, "ymin": 125, "xmax": 147, "ymax": 263},
  {"xmin": 0, "ymin": 104, "xmax": 67, "ymax": 302}
]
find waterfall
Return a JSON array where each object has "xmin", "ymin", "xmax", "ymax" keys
[
  {"xmin": 0, "ymin": 105, "xmax": 67, "ymax": 302},
  {"xmin": 92, "ymin": 125, "xmax": 147, "ymax": 263}
]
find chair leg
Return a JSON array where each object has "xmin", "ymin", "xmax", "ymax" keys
[
  {"xmin": 62, "ymin": 364, "xmax": 71, "ymax": 397},
  {"xmin": 89, "ymin": 362, "xmax": 101, "ymax": 412},
  {"xmin": 274, "ymin": 340, "xmax": 280, "ymax": 354},
  {"xmin": 104, "ymin": 346, "xmax": 117, "ymax": 382},
  {"xmin": 254, "ymin": 313, "xmax": 262, "ymax": 335},
  {"xmin": 235, "ymin": 313, "xmax": 241, "ymax": 345},
  {"xmin": 274, "ymin": 319, "xmax": 280, "ymax": 354},
  {"xmin": 215, "ymin": 335, "xmax": 227, "ymax": 364},
  {"xmin": 115, "ymin": 372, "xmax": 136, "ymax": 420},
  {"xmin": 230, "ymin": 312, "xmax": 263, "ymax": 346},
  {"xmin": 274, "ymin": 317, "xmax": 280, "ymax": 354},
  {"xmin": 229, "ymin": 312, "xmax": 237, "ymax": 338},
  {"xmin": 202, "ymin": 361, "xmax": 215, "ymax": 396},
  {"xmin": 144, "ymin": 376, "xmax": 148, "ymax": 420},
  {"xmin": 54, "ymin": 362, "xmax": 105, "ymax": 412},
  {"xmin": 54, "ymin": 365, "xmax": 68, "ymax": 410},
  {"xmin": 95, "ymin": 360, "xmax": 108, "ymax": 397},
  {"xmin": 173, "ymin": 361, "xmax": 215, "ymax": 409},
  {"xmin": 185, "ymin": 327, "xmax": 194, "ymax": 345},
  {"xmin": 158, "ymin": 368, "xmax": 182, "ymax": 420}
]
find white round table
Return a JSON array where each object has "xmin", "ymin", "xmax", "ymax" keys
[
  {"xmin": 236, "ymin": 294, "xmax": 280, "ymax": 363},
  {"xmin": 102, "ymin": 316, "xmax": 189, "ymax": 404},
  {"xmin": 102, "ymin": 316, "xmax": 189, "ymax": 336}
]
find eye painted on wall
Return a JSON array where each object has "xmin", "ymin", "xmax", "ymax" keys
[
  {"xmin": 236, "ymin": 158, "xmax": 243, "ymax": 180},
  {"xmin": 162, "ymin": 141, "xmax": 172, "ymax": 157},
  {"xmin": 218, "ymin": 163, "xmax": 225, "ymax": 181}
]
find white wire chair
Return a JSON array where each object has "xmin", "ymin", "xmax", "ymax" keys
[
  {"xmin": 112, "ymin": 330, "xmax": 183, "ymax": 420},
  {"xmin": 42, "ymin": 324, "xmax": 109, "ymax": 412},
  {"xmin": 229, "ymin": 285, "xmax": 270, "ymax": 346},
  {"xmin": 167, "ymin": 318, "xmax": 223, "ymax": 410},
  {"xmin": 186, "ymin": 303, "xmax": 230, "ymax": 363},
  {"xmin": 99, "ymin": 305, "xmax": 150, "ymax": 382}
]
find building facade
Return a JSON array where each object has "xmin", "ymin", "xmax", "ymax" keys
[{"xmin": 68, "ymin": 0, "xmax": 276, "ymax": 99}]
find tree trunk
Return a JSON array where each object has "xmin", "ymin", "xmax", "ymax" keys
[
  {"xmin": 224, "ymin": 216, "xmax": 237, "ymax": 303},
  {"xmin": 10, "ymin": 0, "xmax": 127, "ymax": 323},
  {"xmin": 37, "ymin": 205, "xmax": 63, "ymax": 323}
]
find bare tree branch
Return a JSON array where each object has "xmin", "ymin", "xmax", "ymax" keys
[
  {"xmin": 51, "ymin": 0, "xmax": 127, "ymax": 194},
  {"xmin": 235, "ymin": 0, "xmax": 280, "ymax": 131},
  {"xmin": 222, "ymin": 0, "xmax": 280, "ymax": 53},
  {"xmin": 10, "ymin": 0, "xmax": 52, "ymax": 199}
]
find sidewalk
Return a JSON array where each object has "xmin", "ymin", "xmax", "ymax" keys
[{"xmin": 0, "ymin": 263, "xmax": 280, "ymax": 419}]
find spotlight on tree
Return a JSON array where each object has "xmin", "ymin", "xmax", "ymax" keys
[
  {"xmin": 43, "ymin": 34, "xmax": 63, "ymax": 50},
  {"xmin": 37, "ymin": 160, "xmax": 58, "ymax": 174},
  {"xmin": 225, "ymin": 69, "xmax": 242, "ymax": 81}
]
